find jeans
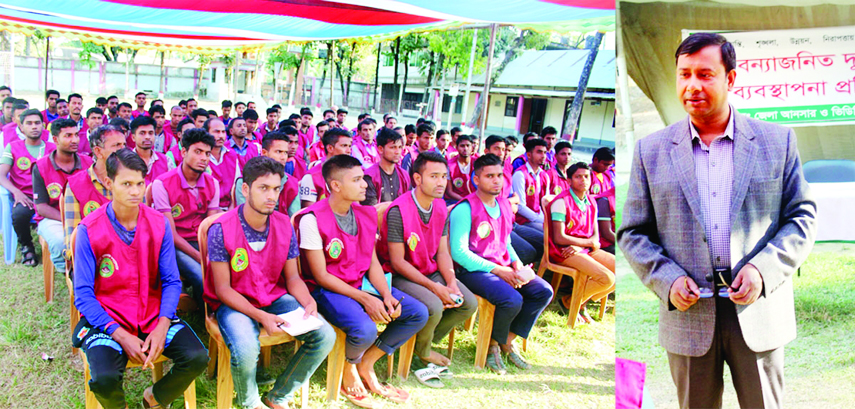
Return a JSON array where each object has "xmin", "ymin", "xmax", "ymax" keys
[
  {"xmin": 457, "ymin": 268, "xmax": 553, "ymax": 343},
  {"xmin": 216, "ymin": 294, "xmax": 336, "ymax": 409},
  {"xmin": 511, "ymin": 221, "xmax": 544, "ymax": 265},
  {"xmin": 175, "ymin": 241, "xmax": 203, "ymax": 308},
  {"xmin": 391, "ymin": 272, "xmax": 478, "ymax": 358},
  {"xmin": 313, "ymin": 286, "xmax": 428, "ymax": 363},
  {"xmin": 11, "ymin": 202, "xmax": 34, "ymax": 248},
  {"xmin": 81, "ymin": 319, "xmax": 208, "ymax": 409},
  {"xmin": 37, "ymin": 218, "xmax": 66, "ymax": 272}
]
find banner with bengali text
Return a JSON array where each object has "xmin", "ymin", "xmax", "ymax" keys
[{"xmin": 685, "ymin": 26, "xmax": 855, "ymax": 127}]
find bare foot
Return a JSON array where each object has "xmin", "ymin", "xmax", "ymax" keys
[
  {"xmin": 355, "ymin": 360, "xmax": 383, "ymax": 394},
  {"xmin": 419, "ymin": 350, "xmax": 451, "ymax": 366},
  {"xmin": 143, "ymin": 386, "xmax": 161, "ymax": 408},
  {"xmin": 343, "ymin": 364, "xmax": 368, "ymax": 396}
]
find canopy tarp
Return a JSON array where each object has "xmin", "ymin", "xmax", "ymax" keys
[
  {"xmin": 620, "ymin": 0, "xmax": 855, "ymax": 162},
  {"xmin": 0, "ymin": 0, "xmax": 614, "ymax": 53}
]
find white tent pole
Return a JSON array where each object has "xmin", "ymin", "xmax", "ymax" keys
[
  {"xmin": 461, "ymin": 28, "xmax": 477, "ymax": 131},
  {"xmin": 616, "ymin": 1, "xmax": 634, "ymax": 172}
]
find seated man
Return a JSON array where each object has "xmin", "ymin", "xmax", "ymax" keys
[
  {"xmin": 299, "ymin": 128, "xmax": 352, "ymax": 208},
  {"xmin": 64, "ymin": 125, "xmax": 127, "ymax": 250},
  {"xmin": 229, "ymin": 114, "xmax": 261, "ymax": 168},
  {"xmin": 166, "ymin": 117, "xmax": 195, "ymax": 168},
  {"xmin": 149, "ymin": 105, "xmax": 173, "ymax": 154},
  {"xmin": 444, "ymin": 134, "xmax": 474, "ymax": 204},
  {"xmin": 546, "ymin": 141, "xmax": 573, "ymax": 195},
  {"xmin": 77, "ymin": 107, "xmax": 104, "ymax": 157},
  {"xmin": 512, "ymin": 137, "xmax": 550, "ymax": 234},
  {"xmin": 307, "ymin": 120, "xmax": 330, "ymax": 164},
  {"xmin": 73, "ymin": 149, "xmax": 208, "ymax": 409},
  {"xmin": 234, "ymin": 132, "xmax": 300, "ymax": 216},
  {"xmin": 130, "ymin": 116, "xmax": 171, "ymax": 185},
  {"xmin": 547, "ymin": 162, "xmax": 615, "ymax": 324},
  {"xmin": 151, "ymin": 129, "xmax": 220, "ymax": 309},
  {"xmin": 589, "ymin": 147, "xmax": 615, "ymax": 197},
  {"xmin": 449, "ymin": 154, "xmax": 553, "ymax": 375},
  {"xmin": 596, "ymin": 193, "xmax": 616, "ymax": 254},
  {"xmin": 206, "ymin": 117, "xmax": 240, "ymax": 210},
  {"xmin": 361, "ymin": 127, "xmax": 410, "ymax": 206},
  {"xmin": 351, "ymin": 119, "xmax": 379, "ymax": 169},
  {"xmin": 510, "ymin": 132, "xmax": 540, "ymax": 172},
  {"xmin": 401, "ymin": 121, "xmax": 436, "ymax": 172},
  {"xmin": 281, "ymin": 126, "xmax": 307, "ymax": 182},
  {"xmin": 32, "ymin": 118, "xmax": 92, "ymax": 274},
  {"xmin": 380, "ymin": 152, "xmax": 477, "ymax": 371},
  {"xmin": 296, "ymin": 155, "xmax": 427, "ymax": 406},
  {"xmin": 0, "ymin": 108, "xmax": 56, "ymax": 266},
  {"xmin": 206, "ymin": 156, "xmax": 335, "ymax": 409}
]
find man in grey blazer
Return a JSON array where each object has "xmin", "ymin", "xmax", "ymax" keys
[{"xmin": 618, "ymin": 33, "xmax": 817, "ymax": 409}]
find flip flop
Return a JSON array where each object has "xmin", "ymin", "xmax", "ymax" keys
[
  {"xmin": 413, "ymin": 367, "xmax": 444, "ymax": 388},
  {"xmin": 375, "ymin": 383, "xmax": 409, "ymax": 403},
  {"xmin": 340, "ymin": 386, "xmax": 375, "ymax": 408},
  {"xmin": 426, "ymin": 363, "xmax": 453, "ymax": 379}
]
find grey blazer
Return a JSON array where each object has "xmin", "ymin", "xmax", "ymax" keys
[{"xmin": 617, "ymin": 112, "xmax": 817, "ymax": 357}]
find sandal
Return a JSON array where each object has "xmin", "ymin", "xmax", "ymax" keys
[
  {"xmin": 426, "ymin": 363, "xmax": 453, "ymax": 379},
  {"xmin": 504, "ymin": 349, "xmax": 531, "ymax": 370},
  {"xmin": 486, "ymin": 345, "xmax": 507, "ymax": 375},
  {"xmin": 142, "ymin": 386, "xmax": 163, "ymax": 409},
  {"xmin": 263, "ymin": 395, "xmax": 289, "ymax": 409},
  {"xmin": 21, "ymin": 246, "xmax": 37, "ymax": 267},
  {"xmin": 340, "ymin": 386, "xmax": 375, "ymax": 408},
  {"xmin": 360, "ymin": 376, "xmax": 409, "ymax": 403},
  {"xmin": 413, "ymin": 367, "xmax": 444, "ymax": 388}
]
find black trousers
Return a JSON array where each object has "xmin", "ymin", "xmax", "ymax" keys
[
  {"xmin": 75, "ymin": 318, "xmax": 209, "ymax": 409},
  {"xmin": 10, "ymin": 202, "xmax": 34, "ymax": 248}
]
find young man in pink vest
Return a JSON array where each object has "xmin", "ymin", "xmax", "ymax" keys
[
  {"xmin": 228, "ymin": 115, "xmax": 261, "ymax": 168},
  {"xmin": 281, "ymin": 126, "xmax": 307, "ymax": 182},
  {"xmin": 361, "ymin": 127, "xmax": 410, "ymax": 206},
  {"xmin": 0, "ymin": 96, "xmax": 15, "ymax": 128},
  {"xmin": 130, "ymin": 116, "xmax": 172, "ymax": 186},
  {"xmin": 234, "ymin": 132, "xmax": 301, "ymax": 216},
  {"xmin": 548, "ymin": 162, "xmax": 615, "ymax": 324},
  {"xmin": 434, "ymin": 129, "xmax": 452, "ymax": 160},
  {"xmin": 148, "ymin": 105, "xmax": 173, "ymax": 154},
  {"xmin": 73, "ymin": 149, "xmax": 208, "ymax": 409},
  {"xmin": 445, "ymin": 134, "xmax": 474, "ymax": 205},
  {"xmin": 307, "ymin": 120, "xmax": 329, "ymax": 164},
  {"xmin": 32, "ymin": 118, "xmax": 92, "ymax": 274},
  {"xmin": 512, "ymin": 137, "xmax": 550, "ymax": 234},
  {"xmin": 243, "ymin": 109, "xmax": 263, "ymax": 142},
  {"xmin": 589, "ymin": 147, "xmax": 615, "ymax": 197},
  {"xmin": 131, "ymin": 92, "xmax": 148, "ymax": 119},
  {"xmin": 205, "ymin": 118, "xmax": 240, "ymax": 211},
  {"xmin": 3, "ymin": 100, "xmax": 50, "ymax": 146},
  {"xmin": 298, "ymin": 107, "xmax": 315, "ymax": 148},
  {"xmin": 401, "ymin": 121, "xmax": 436, "ymax": 172},
  {"xmin": 220, "ymin": 100, "xmax": 233, "ymax": 127},
  {"xmin": 207, "ymin": 156, "xmax": 335, "ymax": 409},
  {"xmin": 546, "ymin": 141, "xmax": 573, "ymax": 196},
  {"xmin": 117, "ymin": 103, "xmax": 133, "ymax": 123},
  {"xmin": 151, "ymin": 129, "xmax": 220, "ymax": 309},
  {"xmin": 68, "ymin": 93, "xmax": 85, "ymax": 130},
  {"xmin": 380, "ymin": 152, "xmax": 477, "ymax": 374},
  {"xmin": 105, "ymin": 96, "xmax": 119, "ymax": 123},
  {"xmin": 449, "ymin": 154, "xmax": 553, "ymax": 375},
  {"xmin": 352, "ymin": 119, "xmax": 379, "ymax": 169},
  {"xmin": 510, "ymin": 132, "xmax": 540, "ymax": 172},
  {"xmin": 78, "ymin": 107, "xmax": 105, "ymax": 157},
  {"xmin": 297, "ymin": 154, "xmax": 427, "ymax": 406},
  {"xmin": 541, "ymin": 126, "xmax": 559, "ymax": 169},
  {"xmin": 259, "ymin": 107, "xmax": 279, "ymax": 137},
  {"xmin": 299, "ymin": 128, "xmax": 352, "ymax": 208},
  {"xmin": 335, "ymin": 108, "xmax": 349, "ymax": 131},
  {"xmin": 0, "ymin": 109, "xmax": 55, "ymax": 266},
  {"xmin": 42, "ymin": 90, "xmax": 60, "ymax": 124},
  {"xmin": 64, "ymin": 125, "xmax": 127, "ymax": 250},
  {"xmin": 190, "ymin": 108, "xmax": 209, "ymax": 129},
  {"xmin": 166, "ymin": 118, "xmax": 194, "ymax": 169}
]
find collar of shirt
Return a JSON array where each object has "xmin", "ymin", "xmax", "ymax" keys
[
  {"xmin": 47, "ymin": 150, "xmax": 83, "ymax": 172},
  {"xmin": 15, "ymin": 126, "xmax": 26, "ymax": 141},
  {"xmin": 209, "ymin": 146, "xmax": 230, "ymax": 165},
  {"xmin": 229, "ymin": 138, "xmax": 248, "ymax": 154},
  {"xmin": 134, "ymin": 148, "xmax": 160, "ymax": 170},
  {"xmin": 689, "ymin": 105, "xmax": 735, "ymax": 150},
  {"xmin": 525, "ymin": 161, "xmax": 543, "ymax": 177},
  {"xmin": 178, "ymin": 166, "xmax": 207, "ymax": 189},
  {"xmin": 88, "ymin": 165, "xmax": 107, "ymax": 189},
  {"xmin": 569, "ymin": 189, "xmax": 590, "ymax": 210},
  {"xmin": 410, "ymin": 189, "xmax": 433, "ymax": 213}
]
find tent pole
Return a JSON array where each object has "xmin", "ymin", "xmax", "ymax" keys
[
  {"xmin": 461, "ymin": 29, "xmax": 477, "ymax": 131},
  {"xmin": 479, "ymin": 24, "xmax": 497, "ymax": 138},
  {"xmin": 373, "ymin": 42, "xmax": 381, "ymax": 114},
  {"xmin": 44, "ymin": 37, "xmax": 49, "ymax": 93},
  {"xmin": 616, "ymin": 1, "xmax": 634, "ymax": 172},
  {"xmin": 233, "ymin": 51, "xmax": 239, "ymax": 104}
]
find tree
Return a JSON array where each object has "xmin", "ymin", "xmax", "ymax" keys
[
  {"xmin": 396, "ymin": 33, "xmax": 425, "ymax": 113},
  {"xmin": 562, "ymin": 32, "xmax": 605, "ymax": 141},
  {"xmin": 268, "ymin": 42, "xmax": 317, "ymax": 105}
]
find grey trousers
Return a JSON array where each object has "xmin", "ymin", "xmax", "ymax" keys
[
  {"xmin": 667, "ymin": 296, "xmax": 784, "ymax": 409},
  {"xmin": 391, "ymin": 271, "xmax": 477, "ymax": 358}
]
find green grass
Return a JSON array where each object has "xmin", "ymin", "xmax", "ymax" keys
[{"xmin": 0, "ymin": 237, "xmax": 614, "ymax": 408}]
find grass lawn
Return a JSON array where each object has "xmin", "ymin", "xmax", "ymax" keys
[
  {"xmin": 0, "ymin": 240, "xmax": 614, "ymax": 408},
  {"xmin": 615, "ymin": 184, "xmax": 855, "ymax": 408}
]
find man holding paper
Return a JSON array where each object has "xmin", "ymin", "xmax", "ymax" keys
[{"xmin": 205, "ymin": 156, "xmax": 335, "ymax": 409}]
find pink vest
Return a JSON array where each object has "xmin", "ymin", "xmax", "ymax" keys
[
  {"xmin": 288, "ymin": 156, "xmax": 308, "ymax": 182},
  {"xmin": 547, "ymin": 190, "xmax": 597, "ymax": 262},
  {"xmin": 34, "ymin": 153, "xmax": 92, "ymax": 221},
  {"xmin": 82, "ymin": 204, "xmax": 166, "ymax": 335},
  {"xmin": 547, "ymin": 167, "xmax": 570, "ymax": 196},
  {"xmin": 378, "ymin": 193, "xmax": 446, "ymax": 275},
  {"xmin": 233, "ymin": 141, "xmax": 260, "ymax": 169},
  {"xmin": 513, "ymin": 166, "xmax": 549, "ymax": 224},
  {"xmin": 203, "ymin": 208, "xmax": 293, "ymax": 311},
  {"xmin": 352, "ymin": 138, "xmax": 379, "ymax": 167},
  {"xmin": 209, "ymin": 150, "xmax": 239, "ymax": 209},
  {"xmin": 298, "ymin": 126, "xmax": 314, "ymax": 151},
  {"xmin": 3, "ymin": 123, "xmax": 49, "ymax": 146},
  {"xmin": 278, "ymin": 175, "xmax": 299, "ymax": 216},
  {"xmin": 308, "ymin": 141, "xmax": 326, "ymax": 164},
  {"xmin": 143, "ymin": 151, "xmax": 170, "ymax": 186},
  {"xmin": 364, "ymin": 163, "xmax": 410, "ymax": 202},
  {"xmin": 463, "ymin": 192, "xmax": 513, "ymax": 267},
  {"xmin": 597, "ymin": 186, "xmax": 616, "ymax": 249},
  {"xmin": 67, "ymin": 168, "xmax": 110, "ymax": 218},
  {"xmin": 77, "ymin": 129, "xmax": 93, "ymax": 157},
  {"xmin": 155, "ymin": 129, "xmax": 175, "ymax": 155},
  {"xmin": 447, "ymin": 159, "xmax": 473, "ymax": 200},
  {"xmin": 169, "ymin": 144, "xmax": 184, "ymax": 167},
  {"xmin": 590, "ymin": 170, "xmax": 614, "ymax": 197},
  {"xmin": 295, "ymin": 199, "xmax": 376, "ymax": 290},
  {"xmin": 9, "ymin": 140, "xmax": 56, "ymax": 196},
  {"xmin": 157, "ymin": 167, "xmax": 217, "ymax": 241},
  {"xmin": 131, "ymin": 109, "xmax": 148, "ymax": 119},
  {"xmin": 309, "ymin": 165, "xmax": 328, "ymax": 201}
]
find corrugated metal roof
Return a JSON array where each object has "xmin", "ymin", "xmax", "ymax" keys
[{"xmin": 473, "ymin": 49, "xmax": 615, "ymax": 90}]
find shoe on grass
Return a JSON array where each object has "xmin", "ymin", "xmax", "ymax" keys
[{"xmin": 486, "ymin": 345, "xmax": 507, "ymax": 375}]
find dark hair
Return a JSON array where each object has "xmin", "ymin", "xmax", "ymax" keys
[
  {"xmin": 242, "ymin": 109, "xmax": 259, "ymax": 121},
  {"xmin": 55, "ymin": 98, "xmax": 68, "ymax": 106},
  {"xmin": 152, "ymin": 99, "xmax": 163, "ymax": 106},
  {"xmin": 89, "ymin": 124, "xmax": 124, "ymax": 150},
  {"xmin": 0, "ymin": 85, "xmax": 10, "ymax": 92},
  {"xmin": 279, "ymin": 126, "xmax": 298, "ymax": 139},
  {"xmin": 19, "ymin": 108, "xmax": 42, "ymax": 123},
  {"xmin": 416, "ymin": 118, "xmax": 425, "ymax": 126},
  {"xmin": 106, "ymin": 148, "xmax": 147, "ymax": 180},
  {"xmin": 45, "ymin": 89, "xmax": 59, "ymax": 99},
  {"xmin": 404, "ymin": 124, "xmax": 416, "ymax": 135},
  {"xmin": 300, "ymin": 107, "xmax": 312, "ymax": 117},
  {"xmin": 203, "ymin": 117, "xmax": 226, "ymax": 133},
  {"xmin": 450, "ymin": 126, "xmax": 462, "ymax": 136},
  {"xmin": 186, "ymin": 98, "xmax": 197, "ymax": 104},
  {"xmin": 207, "ymin": 110, "xmax": 218, "ymax": 117},
  {"xmin": 456, "ymin": 134, "xmax": 473, "ymax": 145},
  {"xmin": 316, "ymin": 120, "xmax": 330, "ymax": 129},
  {"xmin": 86, "ymin": 107, "xmax": 104, "ymax": 118},
  {"xmin": 266, "ymin": 107, "xmax": 278, "ymax": 116},
  {"xmin": 473, "ymin": 153, "xmax": 503, "ymax": 175},
  {"xmin": 322, "ymin": 154, "xmax": 361, "ymax": 184},
  {"xmin": 235, "ymin": 101, "xmax": 246, "ymax": 108},
  {"xmin": 178, "ymin": 99, "xmax": 187, "ymax": 106},
  {"xmin": 522, "ymin": 132, "xmax": 540, "ymax": 144},
  {"xmin": 554, "ymin": 141, "xmax": 572, "ymax": 154},
  {"xmin": 3, "ymin": 96, "xmax": 15, "ymax": 106},
  {"xmin": 323, "ymin": 109, "xmax": 335, "ymax": 117},
  {"xmin": 107, "ymin": 95, "xmax": 119, "ymax": 102},
  {"xmin": 181, "ymin": 128, "xmax": 216, "ymax": 150},
  {"xmin": 376, "ymin": 127, "xmax": 403, "ymax": 147},
  {"xmin": 148, "ymin": 105, "xmax": 166, "ymax": 117},
  {"xmin": 416, "ymin": 121, "xmax": 436, "ymax": 136},
  {"xmin": 436, "ymin": 129, "xmax": 448, "ymax": 139},
  {"xmin": 248, "ymin": 101, "xmax": 256, "ymax": 106},
  {"xmin": 358, "ymin": 113, "xmax": 369, "ymax": 121},
  {"xmin": 50, "ymin": 118, "xmax": 78, "ymax": 136},
  {"xmin": 273, "ymin": 104, "xmax": 282, "ymax": 110},
  {"xmin": 505, "ymin": 135, "xmax": 519, "ymax": 146},
  {"xmin": 336, "ymin": 108, "xmax": 348, "ymax": 115},
  {"xmin": 221, "ymin": 100, "xmax": 232, "ymax": 108},
  {"xmin": 358, "ymin": 119, "xmax": 374, "ymax": 131},
  {"xmin": 288, "ymin": 113, "xmax": 300, "ymax": 121},
  {"xmin": 484, "ymin": 135, "xmax": 505, "ymax": 150},
  {"xmin": 95, "ymin": 97, "xmax": 108, "ymax": 105},
  {"xmin": 323, "ymin": 127, "xmax": 352, "ymax": 150},
  {"xmin": 118, "ymin": 102, "xmax": 133, "ymax": 111},
  {"xmin": 384, "ymin": 116, "xmax": 397, "ymax": 124},
  {"xmin": 593, "ymin": 147, "xmax": 615, "ymax": 162},
  {"xmin": 130, "ymin": 115, "xmax": 157, "ymax": 134},
  {"xmin": 190, "ymin": 108, "xmax": 209, "ymax": 120},
  {"xmin": 261, "ymin": 131, "xmax": 289, "ymax": 151},
  {"xmin": 135, "ymin": 91, "xmax": 146, "ymax": 98},
  {"xmin": 567, "ymin": 161, "xmax": 591, "ymax": 178},
  {"xmin": 675, "ymin": 32, "xmax": 736, "ymax": 73},
  {"xmin": 68, "ymin": 93, "xmax": 83, "ymax": 102},
  {"xmin": 541, "ymin": 126, "xmax": 558, "ymax": 137},
  {"xmin": 12, "ymin": 101, "xmax": 29, "ymax": 113},
  {"xmin": 243, "ymin": 156, "xmax": 284, "ymax": 188},
  {"xmin": 278, "ymin": 119, "xmax": 297, "ymax": 129},
  {"xmin": 524, "ymin": 137, "xmax": 548, "ymax": 153},
  {"xmin": 410, "ymin": 151, "xmax": 448, "ymax": 182},
  {"xmin": 109, "ymin": 117, "xmax": 129, "ymax": 131}
]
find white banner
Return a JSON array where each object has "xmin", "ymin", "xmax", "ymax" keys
[{"xmin": 684, "ymin": 26, "xmax": 855, "ymax": 127}]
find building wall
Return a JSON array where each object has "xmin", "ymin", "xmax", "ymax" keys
[{"xmin": 576, "ymin": 99, "xmax": 615, "ymax": 147}]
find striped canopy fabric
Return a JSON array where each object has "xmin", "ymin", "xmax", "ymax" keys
[{"xmin": 0, "ymin": 0, "xmax": 614, "ymax": 53}]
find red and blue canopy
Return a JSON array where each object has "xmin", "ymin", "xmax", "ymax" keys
[{"xmin": 0, "ymin": 0, "xmax": 614, "ymax": 53}]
